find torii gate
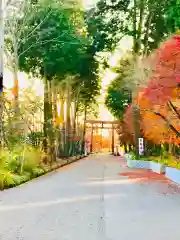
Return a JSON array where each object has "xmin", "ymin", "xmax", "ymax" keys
[{"xmin": 84, "ymin": 120, "xmax": 121, "ymax": 154}]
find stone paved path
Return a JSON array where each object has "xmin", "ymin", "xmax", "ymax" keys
[{"xmin": 0, "ymin": 153, "xmax": 180, "ymax": 240}]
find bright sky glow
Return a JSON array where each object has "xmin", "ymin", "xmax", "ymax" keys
[
  {"xmin": 4, "ymin": 69, "xmax": 43, "ymax": 97},
  {"xmin": 83, "ymin": 0, "xmax": 97, "ymax": 8},
  {"xmin": 99, "ymin": 36, "xmax": 133, "ymax": 121}
]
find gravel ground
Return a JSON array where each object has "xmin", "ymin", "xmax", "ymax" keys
[{"xmin": 0, "ymin": 153, "xmax": 180, "ymax": 240}]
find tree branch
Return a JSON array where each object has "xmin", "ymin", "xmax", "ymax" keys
[
  {"xmin": 136, "ymin": 0, "xmax": 145, "ymax": 53},
  {"xmin": 5, "ymin": 0, "xmax": 14, "ymax": 8},
  {"xmin": 18, "ymin": 38, "xmax": 81, "ymax": 58},
  {"xmin": 168, "ymin": 100, "xmax": 180, "ymax": 119},
  {"xmin": 20, "ymin": 9, "xmax": 53, "ymax": 44},
  {"xmin": 154, "ymin": 111, "xmax": 180, "ymax": 137}
]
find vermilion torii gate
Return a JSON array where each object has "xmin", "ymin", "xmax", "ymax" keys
[{"xmin": 84, "ymin": 120, "xmax": 121, "ymax": 154}]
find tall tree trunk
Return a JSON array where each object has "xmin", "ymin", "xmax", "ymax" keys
[
  {"xmin": 60, "ymin": 92, "xmax": 65, "ymax": 155},
  {"xmin": 72, "ymin": 87, "xmax": 80, "ymax": 156},
  {"xmin": 124, "ymin": 144, "xmax": 127, "ymax": 153},
  {"xmin": 0, "ymin": 0, "xmax": 3, "ymax": 149},
  {"xmin": 43, "ymin": 76, "xmax": 55, "ymax": 162},
  {"xmin": 136, "ymin": 0, "xmax": 145, "ymax": 54},
  {"xmin": 49, "ymin": 80, "xmax": 56, "ymax": 162},
  {"xmin": 65, "ymin": 80, "xmax": 71, "ymax": 157},
  {"xmin": 56, "ymin": 88, "xmax": 65, "ymax": 157},
  {"xmin": 73, "ymin": 102, "xmax": 77, "ymax": 136},
  {"xmin": 82, "ymin": 103, "xmax": 87, "ymax": 154},
  {"xmin": 52, "ymin": 81, "xmax": 59, "ymax": 157},
  {"xmin": 143, "ymin": 13, "xmax": 153, "ymax": 56},
  {"xmin": 12, "ymin": 70, "xmax": 20, "ymax": 130},
  {"xmin": 131, "ymin": 0, "xmax": 146, "ymax": 156},
  {"xmin": 132, "ymin": 0, "xmax": 137, "ymax": 53},
  {"xmin": 72, "ymin": 102, "xmax": 77, "ymax": 156},
  {"xmin": 132, "ymin": 95, "xmax": 141, "ymax": 156},
  {"xmin": 52, "ymin": 81, "xmax": 58, "ymax": 125},
  {"xmin": 43, "ymin": 76, "xmax": 48, "ymax": 141}
]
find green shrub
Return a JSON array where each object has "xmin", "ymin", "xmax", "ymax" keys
[
  {"xmin": 0, "ymin": 150, "xmax": 9, "ymax": 168},
  {"xmin": 0, "ymin": 145, "xmax": 43, "ymax": 174},
  {"xmin": 31, "ymin": 167, "xmax": 45, "ymax": 177},
  {"xmin": 21, "ymin": 146, "xmax": 42, "ymax": 173},
  {"xmin": 0, "ymin": 146, "xmax": 46, "ymax": 189},
  {"xmin": 19, "ymin": 172, "xmax": 31, "ymax": 183},
  {"xmin": 128, "ymin": 151, "xmax": 151, "ymax": 161},
  {"xmin": 2, "ymin": 146, "xmax": 24, "ymax": 174},
  {"xmin": 27, "ymin": 131, "xmax": 44, "ymax": 147},
  {"xmin": 0, "ymin": 146, "xmax": 42, "ymax": 175},
  {"xmin": 12, "ymin": 175, "xmax": 22, "ymax": 185},
  {"xmin": 148, "ymin": 155, "xmax": 180, "ymax": 169},
  {"xmin": 148, "ymin": 145, "xmax": 161, "ymax": 156},
  {"xmin": 0, "ymin": 169, "xmax": 16, "ymax": 189},
  {"xmin": 6, "ymin": 153, "xmax": 21, "ymax": 173},
  {"xmin": 128, "ymin": 151, "xmax": 136, "ymax": 160}
]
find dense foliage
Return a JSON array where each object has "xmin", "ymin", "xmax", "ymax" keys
[
  {"xmin": 105, "ymin": 57, "xmax": 133, "ymax": 119},
  {"xmin": 123, "ymin": 35, "xmax": 180, "ymax": 150},
  {"xmin": 101, "ymin": 0, "xmax": 180, "ymax": 157},
  {"xmin": 86, "ymin": 0, "xmax": 176, "ymax": 53},
  {"xmin": 2, "ymin": 0, "xmax": 180, "ymax": 190},
  {"xmin": 1, "ymin": 0, "xmax": 101, "ymax": 189}
]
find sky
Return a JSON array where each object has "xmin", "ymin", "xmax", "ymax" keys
[
  {"xmin": 83, "ymin": 0, "xmax": 97, "ymax": 8},
  {"xmin": 98, "ymin": 36, "xmax": 133, "ymax": 120},
  {"xmin": 4, "ymin": 70, "xmax": 43, "ymax": 97}
]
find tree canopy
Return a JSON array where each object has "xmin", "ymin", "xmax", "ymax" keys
[
  {"xmin": 86, "ymin": 0, "xmax": 176, "ymax": 54},
  {"xmin": 16, "ymin": 0, "xmax": 86, "ymax": 78}
]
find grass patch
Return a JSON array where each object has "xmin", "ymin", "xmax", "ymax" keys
[
  {"xmin": 128, "ymin": 152, "xmax": 151, "ymax": 161},
  {"xmin": 148, "ymin": 156, "xmax": 180, "ymax": 169},
  {"xmin": 128, "ymin": 152, "xmax": 180, "ymax": 170}
]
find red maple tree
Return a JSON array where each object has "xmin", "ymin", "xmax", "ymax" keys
[
  {"xmin": 142, "ymin": 35, "xmax": 180, "ymax": 139},
  {"xmin": 144, "ymin": 35, "xmax": 180, "ymax": 104}
]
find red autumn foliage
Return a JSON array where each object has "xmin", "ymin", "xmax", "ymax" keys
[
  {"xmin": 139, "ymin": 35, "xmax": 180, "ymax": 142},
  {"xmin": 136, "ymin": 88, "xmax": 179, "ymax": 144},
  {"xmin": 122, "ymin": 35, "xmax": 180, "ymax": 145},
  {"xmin": 144, "ymin": 35, "xmax": 180, "ymax": 104}
]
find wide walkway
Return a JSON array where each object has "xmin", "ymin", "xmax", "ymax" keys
[{"xmin": 0, "ymin": 154, "xmax": 180, "ymax": 239}]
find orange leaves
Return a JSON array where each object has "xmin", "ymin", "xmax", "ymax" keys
[
  {"xmin": 138, "ymin": 88, "xmax": 180, "ymax": 144},
  {"xmin": 141, "ymin": 109, "xmax": 169, "ymax": 144},
  {"xmin": 144, "ymin": 35, "xmax": 180, "ymax": 105},
  {"xmin": 54, "ymin": 116, "xmax": 64, "ymax": 126},
  {"xmin": 10, "ymin": 79, "xmax": 19, "ymax": 99},
  {"xmin": 136, "ymin": 89, "xmax": 151, "ymax": 109},
  {"xmin": 122, "ymin": 35, "xmax": 180, "ymax": 145},
  {"xmin": 137, "ymin": 35, "xmax": 180, "ymax": 144}
]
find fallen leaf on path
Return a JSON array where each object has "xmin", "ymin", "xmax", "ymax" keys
[{"xmin": 120, "ymin": 170, "xmax": 180, "ymax": 195}]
